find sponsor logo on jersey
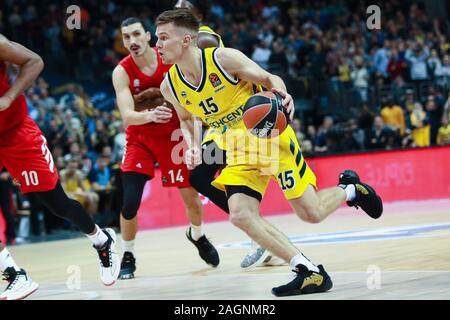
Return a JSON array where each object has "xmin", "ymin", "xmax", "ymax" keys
[
  {"xmin": 205, "ymin": 105, "xmax": 245, "ymax": 132},
  {"xmin": 209, "ymin": 73, "xmax": 222, "ymax": 88}
]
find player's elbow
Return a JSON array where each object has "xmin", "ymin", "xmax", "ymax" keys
[{"xmin": 33, "ymin": 56, "xmax": 45, "ymax": 73}]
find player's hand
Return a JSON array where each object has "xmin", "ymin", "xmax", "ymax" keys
[
  {"xmin": 185, "ymin": 147, "xmax": 202, "ymax": 170},
  {"xmin": 148, "ymin": 103, "xmax": 173, "ymax": 123},
  {"xmin": 134, "ymin": 88, "xmax": 162, "ymax": 102},
  {"xmin": 271, "ymin": 88, "xmax": 294, "ymax": 121},
  {"xmin": 0, "ymin": 95, "xmax": 13, "ymax": 112}
]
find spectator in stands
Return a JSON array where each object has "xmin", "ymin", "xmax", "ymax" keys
[
  {"xmin": 366, "ymin": 116, "xmax": 396, "ymax": 150},
  {"xmin": 400, "ymin": 88, "xmax": 417, "ymax": 113},
  {"xmin": 63, "ymin": 142, "xmax": 81, "ymax": 163},
  {"xmin": 409, "ymin": 102, "xmax": 430, "ymax": 147},
  {"xmin": 251, "ymin": 40, "xmax": 272, "ymax": 70},
  {"xmin": 111, "ymin": 121, "xmax": 126, "ymax": 164},
  {"xmin": 435, "ymin": 54, "xmax": 450, "ymax": 90},
  {"xmin": 425, "ymin": 95, "xmax": 443, "ymax": 144},
  {"xmin": 269, "ymin": 40, "xmax": 288, "ymax": 73},
  {"xmin": 351, "ymin": 56, "xmax": 369, "ymax": 103},
  {"xmin": 60, "ymin": 159, "xmax": 99, "ymax": 216},
  {"xmin": 387, "ymin": 45, "xmax": 407, "ymax": 86},
  {"xmin": 88, "ymin": 155, "xmax": 114, "ymax": 226},
  {"xmin": 436, "ymin": 116, "xmax": 450, "ymax": 146},
  {"xmin": 427, "ymin": 49, "xmax": 442, "ymax": 81},
  {"xmin": 380, "ymin": 97, "xmax": 406, "ymax": 137},
  {"xmin": 405, "ymin": 41, "xmax": 430, "ymax": 88},
  {"xmin": 315, "ymin": 116, "xmax": 334, "ymax": 153}
]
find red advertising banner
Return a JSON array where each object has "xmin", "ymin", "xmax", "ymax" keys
[
  {"xmin": 135, "ymin": 146, "xmax": 450, "ymax": 230},
  {"xmin": 1, "ymin": 146, "xmax": 449, "ymax": 239}
]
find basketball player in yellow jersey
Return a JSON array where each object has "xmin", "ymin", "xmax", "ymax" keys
[
  {"xmin": 174, "ymin": 0, "xmax": 272, "ymax": 268},
  {"xmin": 156, "ymin": 9, "xmax": 383, "ymax": 296}
]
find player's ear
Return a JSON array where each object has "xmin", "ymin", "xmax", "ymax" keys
[
  {"xmin": 182, "ymin": 34, "xmax": 191, "ymax": 47},
  {"xmin": 146, "ymin": 31, "xmax": 151, "ymax": 43}
]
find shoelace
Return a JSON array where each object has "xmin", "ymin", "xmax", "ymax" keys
[
  {"xmin": 2, "ymin": 271, "xmax": 19, "ymax": 290},
  {"xmin": 97, "ymin": 241, "xmax": 112, "ymax": 268}
]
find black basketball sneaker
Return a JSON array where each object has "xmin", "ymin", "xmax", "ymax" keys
[
  {"xmin": 119, "ymin": 251, "xmax": 136, "ymax": 280},
  {"xmin": 186, "ymin": 227, "xmax": 220, "ymax": 267},
  {"xmin": 339, "ymin": 170, "xmax": 383, "ymax": 219},
  {"xmin": 272, "ymin": 264, "xmax": 333, "ymax": 297}
]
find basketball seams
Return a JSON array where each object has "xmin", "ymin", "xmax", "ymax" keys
[
  {"xmin": 253, "ymin": 97, "xmax": 278, "ymax": 136},
  {"xmin": 243, "ymin": 92, "xmax": 287, "ymax": 138}
]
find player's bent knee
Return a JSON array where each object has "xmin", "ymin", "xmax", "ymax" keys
[
  {"xmin": 297, "ymin": 207, "xmax": 322, "ymax": 224},
  {"xmin": 304, "ymin": 213, "xmax": 322, "ymax": 224},
  {"xmin": 121, "ymin": 202, "xmax": 140, "ymax": 220},
  {"xmin": 229, "ymin": 210, "xmax": 253, "ymax": 230},
  {"xmin": 184, "ymin": 197, "xmax": 202, "ymax": 213}
]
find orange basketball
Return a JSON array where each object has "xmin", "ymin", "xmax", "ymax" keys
[{"xmin": 242, "ymin": 91, "xmax": 288, "ymax": 138}]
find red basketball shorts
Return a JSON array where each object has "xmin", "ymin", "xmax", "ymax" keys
[
  {"xmin": 121, "ymin": 127, "xmax": 191, "ymax": 188},
  {"xmin": 0, "ymin": 116, "xmax": 59, "ymax": 193}
]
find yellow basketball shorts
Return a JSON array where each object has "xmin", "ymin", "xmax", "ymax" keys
[{"xmin": 212, "ymin": 125, "xmax": 317, "ymax": 200}]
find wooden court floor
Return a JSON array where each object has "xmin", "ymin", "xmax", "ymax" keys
[{"xmin": 3, "ymin": 199, "xmax": 450, "ymax": 300}]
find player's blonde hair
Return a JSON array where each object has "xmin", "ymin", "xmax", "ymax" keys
[{"xmin": 156, "ymin": 9, "xmax": 199, "ymax": 32}]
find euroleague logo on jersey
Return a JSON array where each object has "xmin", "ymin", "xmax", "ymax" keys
[{"xmin": 209, "ymin": 73, "xmax": 222, "ymax": 88}]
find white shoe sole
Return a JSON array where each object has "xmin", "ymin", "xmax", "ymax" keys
[
  {"xmin": 0, "ymin": 282, "xmax": 39, "ymax": 300},
  {"xmin": 100, "ymin": 228, "xmax": 120, "ymax": 286},
  {"xmin": 241, "ymin": 248, "xmax": 272, "ymax": 269}
]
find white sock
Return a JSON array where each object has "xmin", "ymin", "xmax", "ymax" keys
[
  {"xmin": 122, "ymin": 240, "xmax": 135, "ymax": 256},
  {"xmin": 190, "ymin": 223, "xmax": 204, "ymax": 241},
  {"xmin": 290, "ymin": 253, "xmax": 320, "ymax": 272},
  {"xmin": 339, "ymin": 184, "xmax": 356, "ymax": 201},
  {"xmin": 86, "ymin": 225, "xmax": 109, "ymax": 248},
  {"xmin": 0, "ymin": 248, "xmax": 20, "ymax": 272}
]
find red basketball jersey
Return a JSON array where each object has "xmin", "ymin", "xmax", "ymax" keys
[
  {"xmin": 0, "ymin": 60, "xmax": 28, "ymax": 134},
  {"xmin": 118, "ymin": 47, "xmax": 179, "ymax": 134}
]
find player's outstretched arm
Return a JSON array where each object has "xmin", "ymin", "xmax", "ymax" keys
[
  {"xmin": 161, "ymin": 77, "xmax": 202, "ymax": 169},
  {"xmin": 215, "ymin": 47, "xmax": 294, "ymax": 120},
  {"xmin": 0, "ymin": 33, "xmax": 44, "ymax": 111},
  {"xmin": 112, "ymin": 65, "xmax": 172, "ymax": 126}
]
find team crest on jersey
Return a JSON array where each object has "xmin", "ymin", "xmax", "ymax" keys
[{"xmin": 209, "ymin": 73, "xmax": 222, "ymax": 88}]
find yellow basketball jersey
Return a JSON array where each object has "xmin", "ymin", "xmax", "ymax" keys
[
  {"xmin": 199, "ymin": 25, "xmax": 224, "ymax": 48},
  {"xmin": 166, "ymin": 47, "xmax": 261, "ymax": 149}
]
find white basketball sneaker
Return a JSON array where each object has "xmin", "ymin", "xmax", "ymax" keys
[
  {"xmin": 0, "ymin": 267, "xmax": 39, "ymax": 300},
  {"xmin": 240, "ymin": 241, "xmax": 273, "ymax": 269},
  {"xmin": 94, "ymin": 228, "xmax": 120, "ymax": 286}
]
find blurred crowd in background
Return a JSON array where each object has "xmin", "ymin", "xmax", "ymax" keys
[{"xmin": 0, "ymin": 0, "xmax": 450, "ymax": 243}]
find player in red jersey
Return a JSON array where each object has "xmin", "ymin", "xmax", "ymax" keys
[
  {"xmin": 112, "ymin": 18, "xmax": 219, "ymax": 279},
  {"xmin": 0, "ymin": 33, "xmax": 120, "ymax": 299}
]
